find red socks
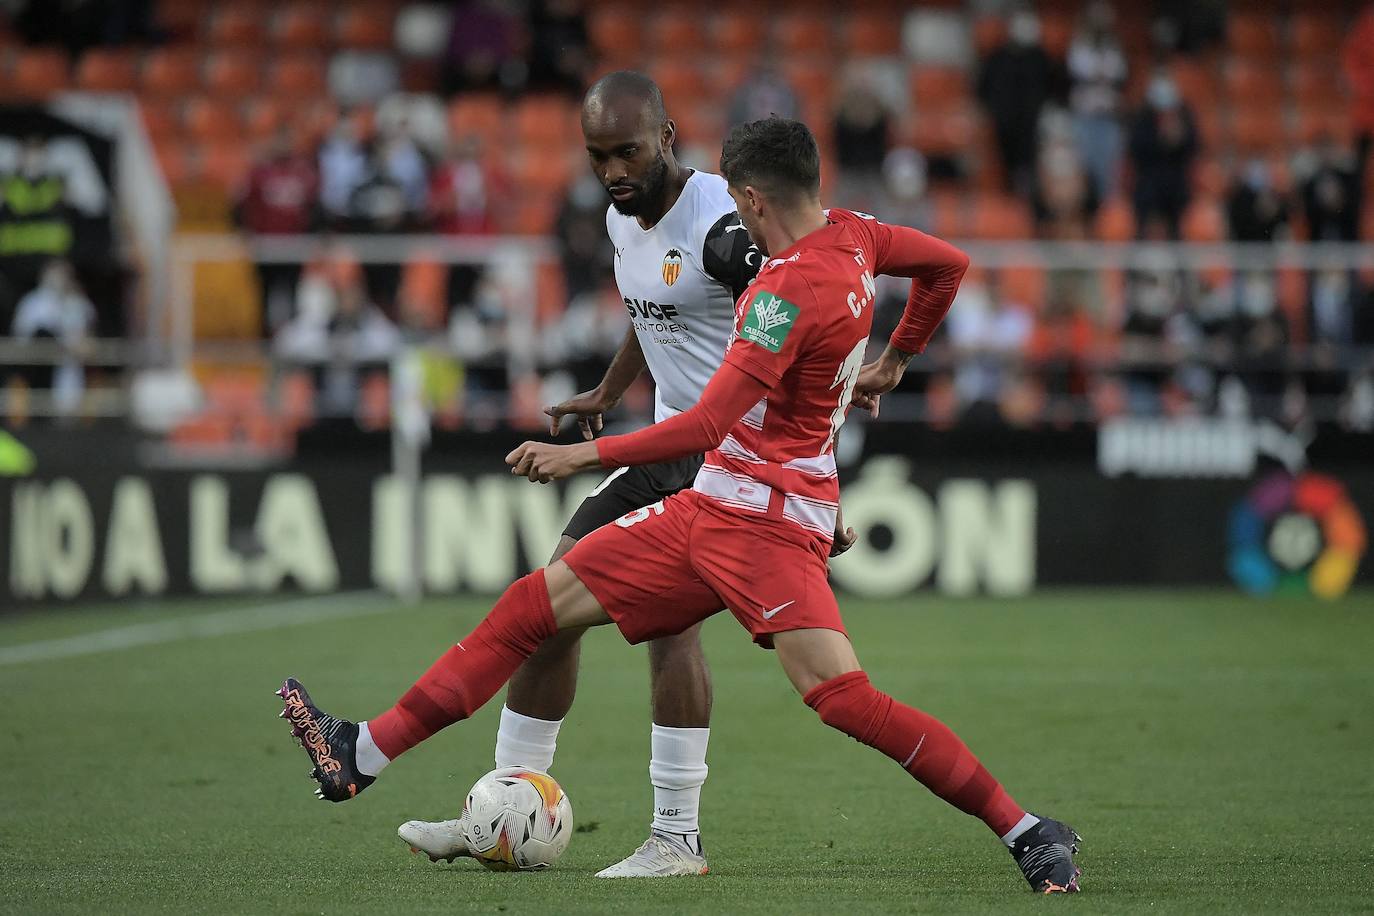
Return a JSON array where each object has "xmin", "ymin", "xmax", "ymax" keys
[
  {"xmin": 804, "ymin": 670, "xmax": 1026, "ymax": 838},
  {"xmin": 368, "ymin": 570, "xmax": 557, "ymax": 761}
]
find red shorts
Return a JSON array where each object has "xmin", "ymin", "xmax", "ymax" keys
[{"xmin": 560, "ymin": 489, "xmax": 846, "ymax": 647}]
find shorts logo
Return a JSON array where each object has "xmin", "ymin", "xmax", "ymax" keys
[
  {"xmin": 662, "ymin": 248, "xmax": 682, "ymax": 286},
  {"xmin": 740, "ymin": 291, "xmax": 799, "ymax": 353}
]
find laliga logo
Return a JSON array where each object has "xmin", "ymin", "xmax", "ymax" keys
[{"xmin": 1228, "ymin": 472, "xmax": 1366, "ymax": 599}]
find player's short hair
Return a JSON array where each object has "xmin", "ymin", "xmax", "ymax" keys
[
  {"xmin": 583, "ymin": 70, "xmax": 667, "ymax": 125},
  {"xmin": 719, "ymin": 117, "xmax": 821, "ymax": 202}
]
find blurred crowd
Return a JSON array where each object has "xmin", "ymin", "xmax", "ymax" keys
[{"xmin": 2, "ymin": 0, "xmax": 1373, "ymax": 434}]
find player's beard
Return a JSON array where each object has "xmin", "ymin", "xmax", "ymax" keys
[{"xmin": 607, "ymin": 153, "xmax": 669, "ymax": 217}]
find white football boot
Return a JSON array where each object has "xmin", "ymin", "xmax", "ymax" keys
[
  {"xmin": 594, "ymin": 832, "xmax": 709, "ymax": 878},
  {"xmin": 398, "ymin": 818, "xmax": 472, "ymax": 863}
]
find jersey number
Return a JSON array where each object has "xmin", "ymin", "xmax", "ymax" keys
[
  {"xmin": 824, "ymin": 338, "xmax": 868, "ymax": 453},
  {"xmin": 615, "ymin": 501, "xmax": 666, "ymax": 528}
]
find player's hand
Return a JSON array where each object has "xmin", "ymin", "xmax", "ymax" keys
[
  {"xmin": 546, "ymin": 387, "xmax": 621, "ymax": 440},
  {"xmin": 506, "ymin": 440, "xmax": 601, "ymax": 483},
  {"xmin": 829, "ymin": 525, "xmax": 857, "ymax": 558},
  {"xmin": 851, "ymin": 354, "xmax": 907, "ymax": 418}
]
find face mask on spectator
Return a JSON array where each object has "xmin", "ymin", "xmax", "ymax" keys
[{"xmin": 1147, "ymin": 76, "xmax": 1180, "ymax": 111}]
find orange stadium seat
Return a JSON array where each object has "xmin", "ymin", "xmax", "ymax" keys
[
  {"xmin": 774, "ymin": 13, "xmax": 833, "ymax": 55},
  {"xmin": 8, "ymin": 49, "xmax": 70, "ymax": 98},
  {"xmin": 972, "ymin": 15, "xmax": 1007, "ymax": 56},
  {"xmin": 588, "ymin": 6, "xmax": 639, "ymax": 60},
  {"xmin": 1227, "ymin": 12, "xmax": 1281, "ymax": 58},
  {"xmin": 1170, "ymin": 60, "xmax": 1220, "ymax": 109},
  {"xmin": 970, "ymin": 194, "xmax": 1033, "ymax": 240},
  {"xmin": 268, "ymin": 55, "xmax": 327, "ymax": 98},
  {"xmin": 1290, "ymin": 62, "xmax": 1343, "ymax": 109},
  {"xmin": 513, "ymin": 95, "xmax": 576, "ymax": 147},
  {"xmin": 203, "ymin": 51, "xmax": 262, "ymax": 97},
  {"xmin": 1181, "ymin": 200, "xmax": 1225, "ymax": 242},
  {"xmin": 199, "ymin": 143, "xmax": 251, "ymax": 189},
  {"xmin": 358, "ymin": 373, "xmax": 391, "ymax": 431},
  {"xmin": 1094, "ymin": 197, "xmax": 1135, "ymax": 242},
  {"xmin": 336, "ymin": 6, "xmax": 393, "ymax": 50},
  {"xmin": 911, "ymin": 66, "xmax": 970, "ymax": 107},
  {"xmin": 782, "ymin": 61, "xmax": 835, "ymax": 112},
  {"xmin": 846, "ymin": 12, "xmax": 902, "ymax": 56},
  {"xmin": 277, "ymin": 371, "xmax": 316, "ymax": 430},
  {"xmin": 140, "ymin": 100, "xmax": 181, "ymax": 144},
  {"xmin": 76, "ymin": 49, "xmax": 139, "ymax": 92},
  {"xmin": 713, "ymin": 12, "xmax": 765, "ymax": 55},
  {"xmin": 1230, "ymin": 106, "xmax": 1277, "ymax": 154},
  {"xmin": 650, "ymin": 59, "xmax": 709, "ymax": 106},
  {"xmin": 1223, "ymin": 60, "xmax": 1283, "ymax": 105},
  {"xmin": 170, "ymin": 413, "xmax": 234, "ymax": 448},
  {"xmin": 652, "ymin": 9, "xmax": 706, "ymax": 55},
  {"xmin": 207, "ymin": 7, "xmax": 265, "ymax": 46},
  {"xmin": 1291, "ymin": 13, "xmax": 1343, "ymax": 56},
  {"xmin": 274, "ymin": 5, "xmax": 332, "ymax": 48},
  {"xmin": 1294, "ymin": 104, "xmax": 1349, "ymax": 144},
  {"xmin": 511, "ymin": 198, "xmax": 556, "ymax": 235},
  {"xmin": 183, "ymin": 97, "xmax": 242, "ymax": 144},
  {"xmin": 448, "ymin": 94, "xmax": 505, "ymax": 143},
  {"xmin": 154, "ymin": 0, "xmax": 204, "ymax": 36},
  {"xmin": 142, "ymin": 48, "xmax": 201, "ymax": 96},
  {"xmin": 1038, "ymin": 13, "xmax": 1073, "ymax": 58},
  {"xmin": 910, "ymin": 109, "xmax": 978, "ymax": 157},
  {"xmin": 205, "ymin": 373, "xmax": 265, "ymax": 416},
  {"xmin": 243, "ymin": 97, "xmax": 287, "ymax": 142},
  {"xmin": 510, "ymin": 151, "xmax": 570, "ymax": 194}
]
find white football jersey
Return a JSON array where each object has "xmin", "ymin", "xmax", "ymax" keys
[{"xmin": 606, "ymin": 170, "xmax": 759, "ymax": 422}]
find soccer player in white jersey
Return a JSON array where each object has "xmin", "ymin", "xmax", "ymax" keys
[{"xmin": 398, "ymin": 72, "xmax": 759, "ymax": 878}]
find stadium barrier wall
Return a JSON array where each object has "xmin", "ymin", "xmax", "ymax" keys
[{"xmin": 3, "ymin": 423, "xmax": 1370, "ymax": 609}]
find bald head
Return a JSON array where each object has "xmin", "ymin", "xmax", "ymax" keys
[{"xmin": 582, "ymin": 70, "xmax": 667, "ymax": 127}]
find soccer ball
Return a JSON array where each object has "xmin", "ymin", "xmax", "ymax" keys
[{"xmin": 460, "ymin": 766, "xmax": 574, "ymax": 871}]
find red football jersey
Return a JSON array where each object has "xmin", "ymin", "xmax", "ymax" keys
[{"xmin": 694, "ymin": 209, "xmax": 892, "ymax": 542}]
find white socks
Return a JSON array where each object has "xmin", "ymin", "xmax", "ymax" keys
[
  {"xmin": 1001, "ymin": 812, "xmax": 1041, "ymax": 847},
  {"xmin": 355, "ymin": 721, "xmax": 390, "ymax": 777},
  {"xmin": 494, "ymin": 705, "xmax": 561, "ymax": 772},
  {"xmin": 492, "ymin": 709, "xmax": 710, "ymax": 841},
  {"xmin": 648, "ymin": 723, "xmax": 710, "ymax": 838}
]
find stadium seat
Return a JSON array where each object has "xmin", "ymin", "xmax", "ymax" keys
[
  {"xmin": 8, "ymin": 49, "xmax": 70, "ymax": 98},
  {"xmin": 154, "ymin": 0, "xmax": 204, "ymax": 37},
  {"xmin": 910, "ymin": 66, "xmax": 970, "ymax": 106},
  {"xmin": 198, "ymin": 144, "xmax": 251, "ymax": 189},
  {"xmin": 169, "ymin": 413, "xmax": 235, "ymax": 448},
  {"xmin": 1291, "ymin": 13, "xmax": 1343, "ymax": 56},
  {"xmin": 650, "ymin": 59, "xmax": 709, "ymax": 107},
  {"xmin": 970, "ymin": 194, "xmax": 1032, "ymax": 239},
  {"xmin": 1227, "ymin": 12, "xmax": 1281, "ymax": 58},
  {"xmin": 205, "ymin": 373, "xmax": 265, "ymax": 416},
  {"xmin": 357, "ymin": 373, "xmax": 391, "ymax": 431},
  {"xmin": 1290, "ymin": 62, "xmax": 1343, "ymax": 109},
  {"xmin": 846, "ymin": 12, "xmax": 902, "ymax": 56},
  {"xmin": 1223, "ymin": 60, "xmax": 1283, "ymax": 106},
  {"xmin": 713, "ymin": 12, "xmax": 766, "ymax": 55},
  {"xmin": 277, "ymin": 371, "xmax": 317, "ymax": 430},
  {"xmin": 274, "ymin": 4, "xmax": 332, "ymax": 48},
  {"xmin": 651, "ymin": 9, "xmax": 706, "ymax": 54},
  {"xmin": 76, "ymin": 49, "xmax": 140, "ymax": 92},
  {"xmin": 1094, "ymin": 196, "xmax": 1135, "ymax": 242},
  {"xmin": 588, "ymin": 6, "xmax": 638, "ymax": 58},
  {"xmin": 336, "ymin": 6, "xmax": 393, "ymax": 50},
  {"xmin": 448, "ymin": 94, "xmax": 505, "ymax": 144},
  {"xmin": 142, "ymin": 48, "xmax": 202, "ymax": 96},
  {"xmin": 513, "ymin": 95, "xmax": 577, "ymax": 148},
  {"xmin": 1181, "ymin": 200, "xmax": 1225, "ymax": 242},
  {"xmin": 782, "ymin": 61, "xmax": 834, "ymax": 113},
  {"xmin": 207, "ymin": 7, "xmax": 266, "ymax": 46},
  {"xmin": 1170, "ymin": 60, "xmax": 1220, "ymax": 109},
  {"xmin": 672, "ymin": 101, "xmax": 725, "ymax": 149},
  {"xmin": 1229, "ymin": 106, "xmax": 1278, "ymax": 154},
  {"xmin": 1293, "ymin": 104, "xmax": 1350, "ymax": 144},
  {"xmin": 140, "ymin": 100, "xmax": 181, "ymax": 144},
  {"xmin": 972, "ymin": 15, "xmax": 1007, "ymax": 57},
  {"xmin": 268, "ymin": 55, "xmax": 328, "ymax": 98},
  {"xmin": 243, "ymin": 97, "xmax": 287, "ymax": 142},
  {"xmin": 1038, "ymin": 13, "xmax": 1073, "ymax": 58},
  {"xmin": 510, "ymin": 198, "xmax": 556, "ymax": 235},
  {"xmin": 203, "ymin": 50, "xmax": 262, "ymax": 97},
  {"xmin": 774, "ymin": 12, "xmax": 833, "ymax": 55},
  {"xmin": 183, "ymin": 97, "xmax": 242, "ymax": 144}
]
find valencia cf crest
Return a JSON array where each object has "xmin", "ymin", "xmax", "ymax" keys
[{"xmin": 662, "ymin": 248, "xmax": 682, "ymax": 286}]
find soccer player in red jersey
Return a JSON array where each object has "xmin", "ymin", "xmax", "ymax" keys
[{"xmin": 279, "ymin": 118, "xmax": 1082, "ymax": 893}]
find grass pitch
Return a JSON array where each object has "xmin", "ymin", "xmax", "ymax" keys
[{"xmin": 2, "ymin": 590, "xmax": 1371, "ymax": 914}]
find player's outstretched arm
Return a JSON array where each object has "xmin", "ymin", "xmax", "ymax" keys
[
  {"xmin": 508, "ymin": 360, "xmax": 772, "ymax": 483},
  {"xmin": 546, "ymin": 327, "xmax": 647, "ymax": 439}
]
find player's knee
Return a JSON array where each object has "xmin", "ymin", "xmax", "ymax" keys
[
  {"xmin": 802, "ymin": 670, "xmax": 887, "ymax": 744},
  {"xmin": 647, "ymin": 626, "xmax": 707, "ymax": 673}
]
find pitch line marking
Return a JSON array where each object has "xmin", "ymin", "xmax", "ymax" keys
[{"xmin": 0, "ymin": 591, "xmax": 394, "ymax": 667}]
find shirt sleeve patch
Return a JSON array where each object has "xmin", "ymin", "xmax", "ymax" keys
[{"xmin": 739, "ymin": 289, "xmax": 800, "ymax": 354}]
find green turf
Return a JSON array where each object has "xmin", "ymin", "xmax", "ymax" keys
[{"xmin": 2, "ymin": 590, "xmax": 1372, "ymax": 915}]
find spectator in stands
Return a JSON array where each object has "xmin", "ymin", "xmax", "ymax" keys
[
  {"xmin": 429, "ymin": 136, "xmax": 499, "ymax": 235},
  {"xmin": 526, "ymin": 0, "xmax": 590, "ymax": 96},
  {"xmin": 1031, "ymin": 131, "xmax": 1099, "ymax": 240},
  {"xmin": 728, "ymin": 64, "xmax": 801, "ymax": 127},
  {"xmin": 441, "ymin": 0, "xmax": 520, "ymax": 95},
  {"xmin": 1151, "ymin": 0, "xmax": 1225, "ymax": 55},
  {"xmin": 10, "ymin": 259, "xmax": 95, "ymax": 415},
  {"xmin": 945, "ymin": 271, "xmax": 1032, "ymax": 421},
  {"xmin": 318, "ymin": 112, "xmax": 371, "ymax": 227},
  {"xmin": 832, "ymin": 81, "xmax": 892, "ymax": 211},
  {"xmin": 1119, "ymin": 262, "xmax": 1190, "ymax": 414},
  {"xmin": 235, "ymin": 128, "xmax": 319, "ymax": 332},
  {"xmin": 879, "ymin": 147, "xmax": 931, "ymax": 231},
  {"xmin": 1229, "ymin": 271, "xmax": 1290, "ymax": 416},
  {"xmin": 1066, "ymin": 1, "xmax": 1127, "ymax": 199},
  {"xmin": 1128, "ymin": 71, "xmax": 1198, "ymax": 240},
  {"xmin": 376, "ymin": 119, "xmax": 430, "ymax": 218},
  {"xmin": 554, "ymin": 173, "xmax": 615, "ymax": 303},
  {"xmin": 1300, "ymin": 135, "xmax": 1364, "ymax": 242},
  {"xmin": 977, "ymin": 10, "xmax": 1060, "ymax": 194},
  {"xmin": 1027, "ymin": 292, "xmax": 1097, "ymax": 426},
  {"xmin": 1226, "ymin": 159, "xmax": 1290, "ymax": 242}
]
